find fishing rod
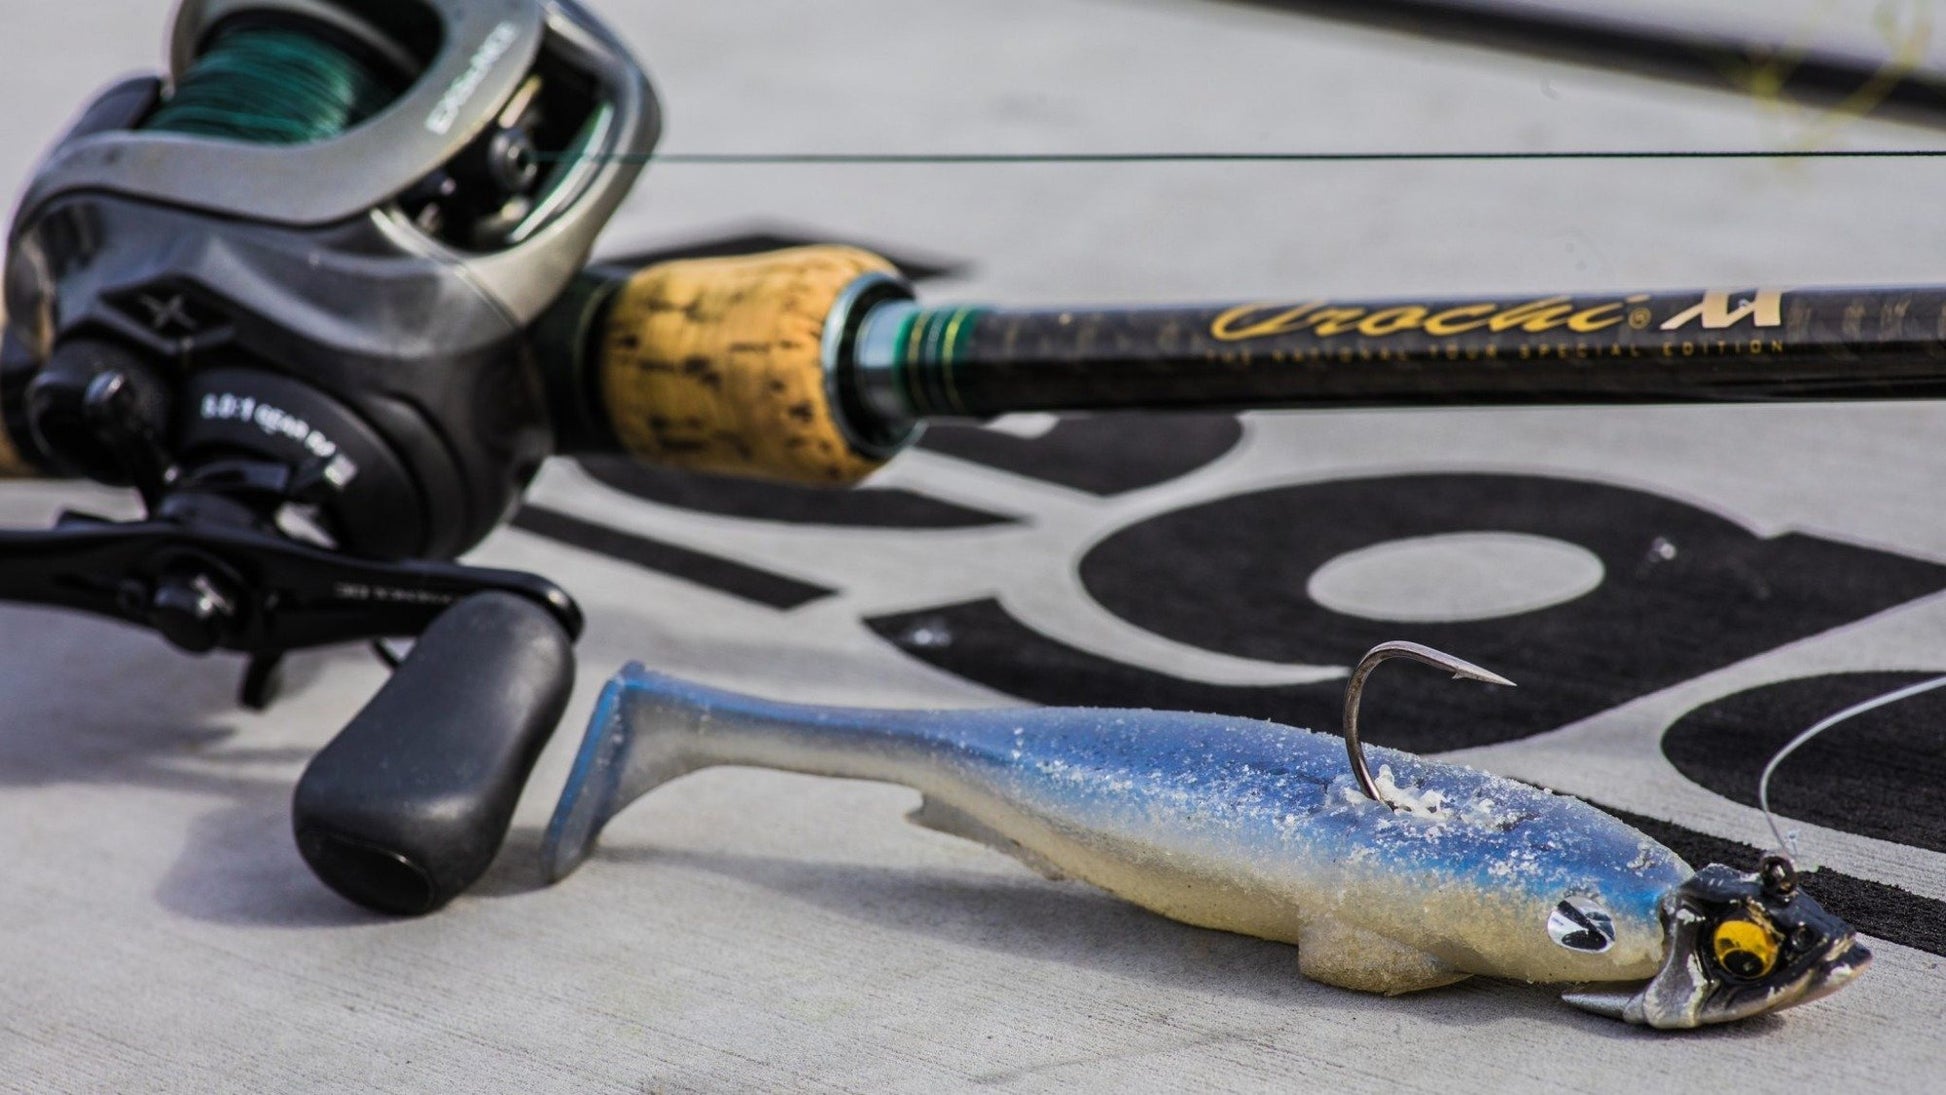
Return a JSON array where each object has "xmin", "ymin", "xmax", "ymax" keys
[
  {"xmin": 529, "ymin": 257, "xmax": 1946, "ymax": 487},
  {"xmin": 1227, "ymin": 0, "xmax": 1946, "ymax": 130},
  {"xmin": 3, "ymin": 0, "xmax": 1941, "ymax": 918}
]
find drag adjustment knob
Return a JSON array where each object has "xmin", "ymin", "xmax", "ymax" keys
[{"xmin": 149, "ymin": 571, "xmax": 236, "ymax": 654}]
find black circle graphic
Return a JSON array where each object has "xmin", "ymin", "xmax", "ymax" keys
[
  {"xmin": 1080, "ymin": 473, "xmax": 1772, "ymax": 663},
  {"xmin": 863, "ymin": 472, "xmax": 1946, "ymax": 752}
]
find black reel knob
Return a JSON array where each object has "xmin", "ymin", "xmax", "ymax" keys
[
  {"xmin": 148, "ymin": 571, "xmax": 238, "ymax": 654},
  {"xmin": 25, "ymin": 338, "xmax": 172, "ymax": 487}
]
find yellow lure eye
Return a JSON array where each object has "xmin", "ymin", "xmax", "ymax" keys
[{"xmin": 1711, "ymin": 916, "xmax": 1782, "ymax": 980}]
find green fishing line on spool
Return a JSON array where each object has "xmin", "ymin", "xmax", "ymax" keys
[{"xmin": 145, "ymin": 25, "xmax": 398, "ymax": 144}]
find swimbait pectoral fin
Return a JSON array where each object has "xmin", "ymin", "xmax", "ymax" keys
[
  {"xmin": 908, "ymin": 797, "xmax": 1070, "ymax": 881},
  {"xmin": 1296, "ymin": 919, "xmax": 1470, "ymax": 995}
]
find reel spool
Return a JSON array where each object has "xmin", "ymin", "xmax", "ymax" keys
[
  {"xmin": 0, "ymin": 0, "xmax": 657, "ymax": 914},
  {"xmin": 144, "ymin": 20, "xmax": 402, "ymax": 146}
]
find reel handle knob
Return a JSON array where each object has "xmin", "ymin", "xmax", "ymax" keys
[
  {"xmin": 292, "ymin": 591, "xmax": 574, "ymax": 915},
  {"xmin": 22, "ymin": 338, "xmax": 169, "ymax": 487}
]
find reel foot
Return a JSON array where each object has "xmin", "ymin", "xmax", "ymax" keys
[{"xmin": 240, "ymin": 652, "xmax": 285, "ymax": 711}]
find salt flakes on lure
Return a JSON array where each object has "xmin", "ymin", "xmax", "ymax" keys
[{"xmin": 542, "ymin": 642, "xmax": 1867, "ymax": 1029}]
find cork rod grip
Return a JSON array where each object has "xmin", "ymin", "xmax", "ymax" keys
[
  {"xmin": 596, "ymin": 246, "xmax": 898, "ymax": 486},
  {"xmin": 0, "ymin": 408, "xmax": 28, "ymax": 479},
  {"xmin": 0, "ymin": 309, "xmax": 44, "ymax": 478}
]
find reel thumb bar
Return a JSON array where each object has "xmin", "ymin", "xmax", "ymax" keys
[
  {"xmin": 538, "ymin": 256, "xmax": 1946, "ymax": 477},
  {"xmin": 292, "ymin": 592, "xmax": 574, "ymax": 915}
]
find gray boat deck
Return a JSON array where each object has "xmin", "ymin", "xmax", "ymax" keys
[{"xmin": 3, "ymin": 1, "xmax": 1942, "ymax": 1090}]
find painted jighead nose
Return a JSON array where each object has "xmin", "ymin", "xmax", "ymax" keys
[
  {"xmin": 1563, "ymin": 862, "xmax": 1868, "ymax": 1029},
  {"xmin": 1801, "ymin": 938, "xmax": 1872, "ymax": 1003}
]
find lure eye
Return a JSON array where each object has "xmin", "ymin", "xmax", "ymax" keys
[
  {"xmin": 1711, "ymin": 916, "xmax": 1782, "ymax": 981},
  {"xmin": 1548, "ymin": 899, "xmax": 1615, "ymax": 953}
]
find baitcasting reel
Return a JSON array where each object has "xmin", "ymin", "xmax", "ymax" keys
[
  {"xmin": 2, "ymin": 0, "xmax": 935, "ymax": 918},
  {"xmin": 1, "ymin": 0, "xmax": 659, "ymax": 914}
]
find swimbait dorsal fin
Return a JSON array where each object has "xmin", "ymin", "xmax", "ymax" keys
[
  {"xmin": 1297, "ymin": 919, "xmax": 1469, "ymax": 995},
  {"xmin": 908, "ymin": 796, "xmax": 1070, "ymax": 881}
]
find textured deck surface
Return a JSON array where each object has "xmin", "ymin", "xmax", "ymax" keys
[{"xmin": 3, "ymin": 1, "xmax": 1944, "ymax": 1090}]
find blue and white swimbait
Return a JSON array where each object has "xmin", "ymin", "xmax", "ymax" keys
[{"xmin": 542, "ymin": 645, "xmax": 1867, "ymax": 1029}]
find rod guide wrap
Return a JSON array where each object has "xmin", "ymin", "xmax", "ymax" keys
[{"xmin": 597, "ymin": 246, "xmax": 900, "ymax": 485}]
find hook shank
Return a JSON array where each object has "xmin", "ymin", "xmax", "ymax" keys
[{"xmin": 1341, "ymin": 641, "xmax": 1516, "ymax": 809}]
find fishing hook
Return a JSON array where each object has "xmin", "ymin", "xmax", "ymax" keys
[{"xmin": 1342, "ymin": 640, "xmax": 1517, "ymax": 809}]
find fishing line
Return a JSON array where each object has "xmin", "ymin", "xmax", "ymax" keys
[
  {"xmin": 144, "ymin": 23, "xmax": 400, "ymax": 144},
  {"xmin": 1758, "ymin": 672, "xmax": 1946, "ymax": 862},
  {"xmin": 139, "ymin": 22, "xmax": 1946, "ymax": 164},
  {"xmin": 537, "ymin": 148, "xmax": 1946, "ymax": 166}
]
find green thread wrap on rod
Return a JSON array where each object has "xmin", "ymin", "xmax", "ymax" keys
[
  {"xmin": 146, "ymin": 26, "xmax": 398, "ymax": 145},
  {"xmin": 894, "ymin": 306, "xmax": 984, "ymax": 417}
]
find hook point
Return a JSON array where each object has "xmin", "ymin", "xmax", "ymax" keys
[
  {"xmin": 1342, "ymin": 641, "xmax": 1517, "ymax": 808},
  {"xmin": 1450, "ymin": 666, "xmax": 1518, "ymax": 688}
]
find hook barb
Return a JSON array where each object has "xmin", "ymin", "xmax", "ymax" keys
[{"xmin": 1342, "ymin": 641, "xmax": 1516, "ymax": 809}]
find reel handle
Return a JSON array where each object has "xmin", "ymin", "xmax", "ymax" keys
[{"xmin": 292, "ymin": 591, "xmax": 574, "ymax": 915}]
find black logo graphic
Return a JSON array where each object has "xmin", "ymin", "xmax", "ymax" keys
[
  {"xmin": 572, "ymin": 413, "xmax": 1245, "ymax": 532},
  {"xmin": 871, "ymin": 473, "xmax": 1946, "ymax": 752},
  {"xmin": 573, "ymin": 456, "xmax": 1010, "ymax": 530},
  {"xmin": 916, "ymin": 414, "xmax": 1244, "ymax": 497}
]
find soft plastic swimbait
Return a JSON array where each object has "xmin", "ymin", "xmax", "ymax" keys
[{"xmin": 542, "ymin": 645, "xmax": 1867, "ymax": 1029}]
